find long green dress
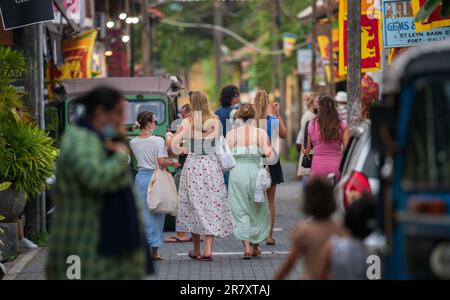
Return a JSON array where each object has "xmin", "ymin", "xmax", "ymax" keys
[
  {"xmin": 228, "ymin": 145, "xmax": 270, "ymax": 244},
  {"xmin": 46, "ymin": 125, "xmax": 146, "ymax": 280}
]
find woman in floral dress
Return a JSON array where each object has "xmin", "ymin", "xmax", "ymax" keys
[{"xmin": 172, "ymin": 91, "xmax": 234, "ymax": 261}]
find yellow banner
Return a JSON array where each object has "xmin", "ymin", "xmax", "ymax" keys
[{"xmin": 47, "ymin": 29, "xmax": 98, "ymax": 81}]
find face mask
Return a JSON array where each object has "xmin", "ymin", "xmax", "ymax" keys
[{"xmin": 101, "ymin": 124, "xmax": 117, "ymax": 139}]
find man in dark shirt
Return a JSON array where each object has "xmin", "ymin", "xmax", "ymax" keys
[{"xmin": 215, "ymin": 85, "xmax": 240, "ymax": 137}]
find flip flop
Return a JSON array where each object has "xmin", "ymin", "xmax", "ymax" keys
[
  {"xmin": 197, "ymin": 255, "xmax": 213, "ymax": 261},
  {"xmin": 151, "ymin": 256, "xmax": 164, "ymax": 261},
  {"xmin": 165, "ymin": 236, "xmax": 193, "ymax": 243},
  {"xmin": 188, "ymin": 250, "xmax": 199, "ymax": 260},
  {"xmin": 242, "ymin": 253, "xmax": 252, "ymax": 260},
  {"xmin": 251, "ymin": 247, "xmax": 262, "ymax": 257},
  {"xmin": 266, "ymin": 239, "xmax": 276, "ymax": 246}
]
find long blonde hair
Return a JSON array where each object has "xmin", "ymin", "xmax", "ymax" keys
[
  {"xmin": 189, "ymin": 91, "xmax": 215, "ymax": 132},
  {"xmin": 254, "ymin": 90, "xmax": 269, "ymax": 125}
]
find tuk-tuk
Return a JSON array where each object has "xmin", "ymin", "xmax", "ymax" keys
[
  {"xmin": 60, "ymin": 76, "xmax": 183, "ymax": 137},
  {"xmin": 372, "ymin": 42, "xmax": 450, "ymax": 279}
]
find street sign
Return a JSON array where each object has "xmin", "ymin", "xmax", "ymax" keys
[
  {"xmin": 382, "ymin": 0, "xmax": 450, "ymax": 48},
  {"xmin": 0, "ymin": 0, "xmax": 54, "ymax": 30}
]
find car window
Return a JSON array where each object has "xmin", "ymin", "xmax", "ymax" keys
[
  {"xmin": 363, "ymin": 148, "xmax": 379, "ymax": 178},
  {"xmin": 342, "ymin": 135, "xmax": 364, "ymax": 175},
  {"xmin": 340, "ymin": 136, "xmax": 354, "ymax": 174},
  {"xmin": 402, "ymin": 78, "xmax": 450, "ymax": 188}
]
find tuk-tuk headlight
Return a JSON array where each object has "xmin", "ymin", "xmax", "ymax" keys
[{"xmin": 430, "ymin": 242, "xmax": 450, "ymax": 279}]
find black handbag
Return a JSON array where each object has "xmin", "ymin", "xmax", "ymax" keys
[{"xmin": 301, "ymin": 120, "xmax": 313, "ymax": 168}]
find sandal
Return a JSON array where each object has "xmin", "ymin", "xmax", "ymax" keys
[
  {"xmin": 197, "ymin": 255, "xmax": 213, "ymax": 261},
  {"xmin": 242, "ymin": 253, "xmax": 252, "ymax": 260},
  {"xmin": 251, "ymin": 246, "xmax": 262, "ymax": 257},
  {"xmin": 188, "ymin": 250, "xmax": 199, "ymax": 260},
  {"xmin": 266, "ymin": 238, "xmax": 276, "ymax": 246},
  {"xmin": 165, "ymin": 236, "xmax": 193, "ymax": 243},
  {"xmin": 151, "ymin": 256, "xmax": 164, "ymax": 261}
]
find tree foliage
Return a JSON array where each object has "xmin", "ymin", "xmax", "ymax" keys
[
  {"xmin": 0, "ymin": 47, "xmax": 57, "ymax": 198},
  {"xmin": 153, "ymin": 0, "xmax": 310, "ymax": 95}
]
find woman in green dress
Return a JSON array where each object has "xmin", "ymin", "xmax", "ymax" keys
[
  {"xmin": 226, "ymin": 104, "xmax": 273, "ymax": 259},
  {"xmin": 47, "ymin": 87, "xmax": 148, "ymax": 279}
]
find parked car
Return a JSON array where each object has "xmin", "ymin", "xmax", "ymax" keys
[{"xmin": 334, "ymin": 120, "xmax": 381, "ymax": 214}]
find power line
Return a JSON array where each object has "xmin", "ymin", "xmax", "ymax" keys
[{"xmin": 160, "ymin": 18, "xmax": 311, "ymax": 56}]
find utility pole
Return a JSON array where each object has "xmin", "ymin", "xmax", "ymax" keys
[
  {"xmin": 326, "ymin": 0, "xmax": 335, "ymax": 96},
  {"xmin": 272, "ymin": 0, "xmax": 286, "ymax": 113},
  {"xmin": 311, "ymin": 0, "xmax": 317, "ymax": 91},
  {"xmin": 142, "ymin": 0, "xmax": 151, "ymax": 76},
  {"xmin": 346, "ymin": 0, "xmax": 361, "ymax": 130},
  {"xmin": 213, "ymin": 1, "xmax": 223, "ymax": 88},
  {"xmin": 23, "ymin": 23, "xmax": 45, "ymax": 234}
]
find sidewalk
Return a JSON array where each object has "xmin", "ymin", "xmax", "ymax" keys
[{"xmin": 4, "ymin": 162, "xmax": 305, "ymax": 280}]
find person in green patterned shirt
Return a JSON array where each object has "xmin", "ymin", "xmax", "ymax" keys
[{"xmin": 47, "ymin": 87, "xmax": 149, "ymax": 280}]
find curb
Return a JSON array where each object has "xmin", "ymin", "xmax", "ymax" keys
[{"xmin": 2, "ymin": 248, "xmax": 41, "ymax": 280}]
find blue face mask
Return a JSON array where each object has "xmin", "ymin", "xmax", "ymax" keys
[{"xmin": 101, "ymin": 124, "xmax": 117, "ymax": 139}]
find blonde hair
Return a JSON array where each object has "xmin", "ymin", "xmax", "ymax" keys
[
  {"xmin": 304, "ymin": 92, "xmax": 317, "ymax": 109},
  {"xmin": 254, "ymin": 90, "xmax": 270, "ymax": 126},
  {"xmin": 189, "ymin": 91, "xmax": 215, "ymax": 132}
]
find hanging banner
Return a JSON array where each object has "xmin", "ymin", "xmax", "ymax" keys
[
  {"xmin": 383, "ymin": 0, "xmax": 450, "ymax": 48},
  {"xmin": 0, "ymin": 0, "xmax": 54, "ymax": 30},
  {"xmin": 317, "ymin": 35, "xmax": 346, "ymax": 83},
  {"xmin": 47, "ymin": 29, "xmax": 98, "ymax": 81},
  {"xmin": 412, "ymin": 0, "xmax": 450, "ymax": 32},
  {"xmin": 283, "ymin": 33, "xmax": 297, "ymax": 57},
  {"xmin": 339, "ymin": 0, "xmax": 383, "ymax": 76}
]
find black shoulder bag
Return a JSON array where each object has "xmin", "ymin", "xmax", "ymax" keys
[{"xmin": 301, "ymin": 120, "xmax": 313, "ymax": 168}]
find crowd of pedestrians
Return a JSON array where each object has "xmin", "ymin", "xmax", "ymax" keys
[{"xmin": 46, "ymin": 81, "xmax": 377, "ymax": 280}]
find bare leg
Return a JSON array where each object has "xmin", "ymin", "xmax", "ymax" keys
[
  {"xmin": 267, "ymin": 185, "xmax": 277, "ymax": 244},
  {"xmin": 242, "ymin": 240, "xmax": 251, "ymax": 256},
  {"xmin": 151, "ymin": 247, "xmax": 160, "ymax": 259},
  {"xmin": 252, "ymin": 243, "xmax": 262, "ymax": 257},
  {"xmin": 192, "ymin": 233, "xmax": 201, "ymax": 256},
  {"xmin": 203, "ymin": 235, "xmax": 214, "ymax": 257}
]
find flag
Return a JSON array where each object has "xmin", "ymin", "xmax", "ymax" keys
[
  {"xmin": 47, "ymin": 29, "xmax": 98, "ymax": 81},
  {"xmin": 317, "ymin": 34, "xmax": 346, "ymax": 83},
  {"xmin": 411, "ymin": 0, "xmax": 450, "ymax": 32},
  {"xmin": 283, "ymin": 33, "xmax": 297, "ymax": 57},
  {"xmin": 338, "ymin": 0, "xmax": 382, "ymax": 76}
]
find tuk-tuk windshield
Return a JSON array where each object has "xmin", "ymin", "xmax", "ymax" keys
[{"xmin": 125, "ymin": 100, "xmax": 165, "ymax": 125}]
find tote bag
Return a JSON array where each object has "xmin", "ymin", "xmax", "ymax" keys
[
  {"xmin": 215, "ymin": 135, "xmax": 236, "ymax": 172},
  {"xmin": 147, "ymin": 166, "xmax": 178, "ymax": 216}
]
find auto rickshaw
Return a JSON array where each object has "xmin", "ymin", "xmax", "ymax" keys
[{"xmin": 372, "ymin": 42, "xmax": 450, "ymax": 279}]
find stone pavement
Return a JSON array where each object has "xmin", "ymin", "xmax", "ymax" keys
[{"xmin": 7, "ymin": 162, "xmax": 305, "ymax": 280}]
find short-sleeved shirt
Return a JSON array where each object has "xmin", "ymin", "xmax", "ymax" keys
[
  {"xmin": 296, "ymin": 110, "xmax": 316, "ymax": 145},
  {"xmin": 215, "ymin": 106, "xmax": 233, "ymax": 137},
  {"xmin": 130, "ymin": 135, "xmax": 168, "ymax": 170}
]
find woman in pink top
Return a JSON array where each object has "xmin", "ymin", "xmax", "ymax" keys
[{"xmin": 304, "ymin": 96, "xmax": 350, "ymax": 180}]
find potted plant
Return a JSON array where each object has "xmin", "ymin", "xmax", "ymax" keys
[{"xmin": 0, "ymin": 47, "xmax": 56, "ymax": 255}]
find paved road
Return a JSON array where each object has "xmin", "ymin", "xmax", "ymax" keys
[{"xmin": 11, "ymin": 162, "xmax": 305, "ymax": 280}]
